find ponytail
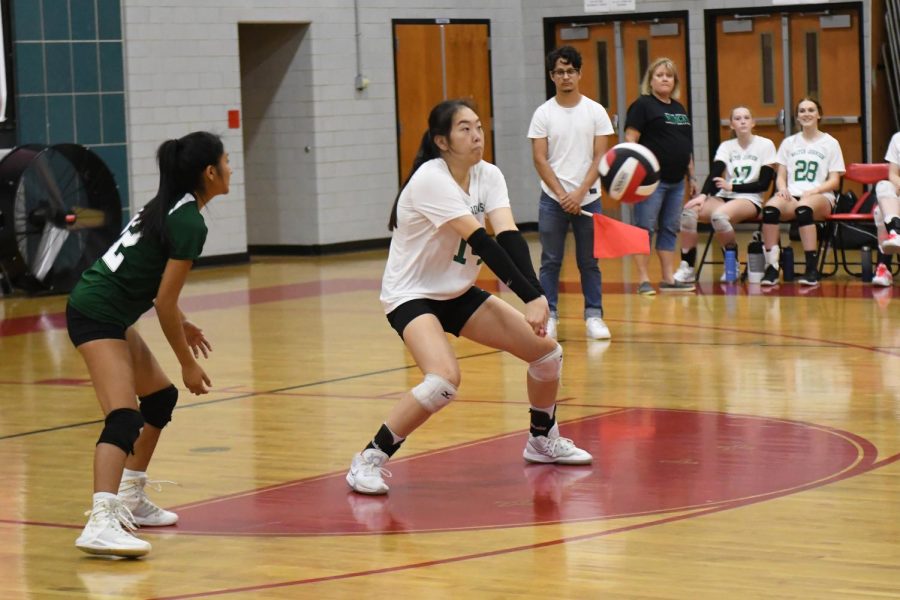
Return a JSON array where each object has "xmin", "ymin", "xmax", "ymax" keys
[
  {"xmin": 136, "ymin": 132, "xmax": 224, "ymax": 246},
  {"xmin": 388, "ymin": 98, "xmax": 476, "ymax": 231}
]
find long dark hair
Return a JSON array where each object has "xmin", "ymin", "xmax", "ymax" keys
[
  {"xmin": 135, "ymin": 131, "xmax": 224, "ymax": 245},
  {"xmin": 388, "ymin": 98, "xmax": 476, "ymax": 230}
]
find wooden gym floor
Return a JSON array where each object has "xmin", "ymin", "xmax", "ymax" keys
[{"xmin": 0, "ymin": 233, "xmax": 897, "ymax": 599}]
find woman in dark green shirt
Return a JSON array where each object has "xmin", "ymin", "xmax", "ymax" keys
[{"xmin": 67, "ymin": 131, "xmax": 231, "ymax": 557}]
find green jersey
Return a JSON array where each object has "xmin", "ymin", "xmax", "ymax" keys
[{"xmin": 68, "ymin": 195, "xmax": 208, "ymax": 327}]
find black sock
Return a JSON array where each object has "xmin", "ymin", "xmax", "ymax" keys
[
  {"xmin": 529, "ymin": 406, "xmax": 556, "ymax": 437},
  {"xmin": 889, "ymin": 217, "xmax": 900, "ymax": 235},
  {"xmin": 681, "ymin": 247, "xmax": 697, "ymax": 267},
  {"xmin": 365, "ymin": 423, "xmax": 404, "ymax": 457},
  {"xmin": 804, "ymin": 250, "xmax": 818, "ymax": 272},
  {"xmin": 879, "ymin": 252, "xmax": 893, "ymax": 268}
]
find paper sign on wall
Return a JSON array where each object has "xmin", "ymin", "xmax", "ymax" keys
[{"xmin": 585, "ymin": 0, "xmax": 636, "ymax": 13}]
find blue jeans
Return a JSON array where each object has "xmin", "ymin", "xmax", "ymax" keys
[
  {"xmin": 538, "ymin": 192, "xmax": 603, "ymax": 319},
  {"xmin": 632, "ymin": 180, "xmax": 684, "ymax": 252}
]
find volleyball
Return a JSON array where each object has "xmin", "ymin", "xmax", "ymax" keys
[{"xmin": 598, "ymin": 143, "xmax": 661, "ymax": 203}]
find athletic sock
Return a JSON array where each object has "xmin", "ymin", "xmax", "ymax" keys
[{"xmin": 681, "ymin": 247, "xmax": 697, "ymax": 267}]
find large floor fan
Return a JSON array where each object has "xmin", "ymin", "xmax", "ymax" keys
[{"xmin": 0, "ymin": 144, "xmax": 121, "ymax": 294}]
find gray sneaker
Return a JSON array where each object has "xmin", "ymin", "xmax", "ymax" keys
[
  {"xmin": 637, "ymin": 281, "xmax": 656, "ymax": 296},
  {"xmin": 659, "ymin": 280, "xmax": 695, "ymax": 292}
]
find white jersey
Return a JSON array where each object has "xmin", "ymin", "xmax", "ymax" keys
[
  {"xmin": 527, "ymin": 95, "xmax": 615, "ymax": 205},
  {"xmin": 713, "ymin": 135, "xmax": 777, "ymax": 207},
  {"xmin": 380, "ymin": 159, "xmax": 511, "ymax": 313},
  {"xmin": 776, "ymin": 132, "xmax": 845, "ymax": 202},
  {"xmin": 884, "ymin": 132, "xmax": 900, "ymax": 165}
]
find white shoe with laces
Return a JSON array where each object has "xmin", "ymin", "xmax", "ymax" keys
[
  {"xmin": 872, "ymin": 263, "xmax": 893, "ymax": 287},
  {"xmin": 118, "ymin": 475, "xmax": 179, "ymax": 526},
  {"xmin": 585, "ymin": 317, "xmax": 611, "ymax": 340},
  {"xmin": 75, "ymin": 497, "xmax": 151, "ymax": 557},
  {"xmin": 523, "ymin": 423, "xmax": 592, "ymax": 465},
  {"xmin": 346, "ymin": 448, "xmax": 391, "ymax": 495},
  {"xmin": 674, "ymin": 261, "xmax": 696, "ymax": 284}
]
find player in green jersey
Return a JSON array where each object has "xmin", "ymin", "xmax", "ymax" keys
[{"xmin": 66, "ymin": 131, "xmax": 231, "ymax": 557}]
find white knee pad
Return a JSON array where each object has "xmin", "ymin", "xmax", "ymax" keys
[
  {"xmin": 412, "ymin": 374, "xmax": 457, "ymax": 414},
  {"xmin": 680, "ymin": 209, "xmax": 698, "ymax": 233},
  {"xmin": 875, "ymin": 180, "xmax": 899, "ymax": 201},
  {"xmin": 528, "ymin": 343, "xmax": 563, "ymax": 382},
  {"xmin": 711, "ymin": 211, "xmax": 733, "ymax": 233}
]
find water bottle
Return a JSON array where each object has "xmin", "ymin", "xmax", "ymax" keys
[
  {"xmin": 781, "ymin": 246, "xmax": 795, "ymax": 282},
  {"xmin": 861, "ymin": 246, "xmax": 873, "ymax": 282},
  {"xmin": 724, "ymin": 248, "xmax": 738, "ymax": 283},
  {"xmin": 747, "ymin": 241, "xmax": 765, "ymax": 283}
]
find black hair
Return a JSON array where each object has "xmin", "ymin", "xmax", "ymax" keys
[
  {"xmin": 546, "ymin": 45, "xmax": 582, "ymax": 73},
  {"xmin": 135, "ymin": 131, "xmax": 224, "ymax": 246},
  {"xmin": 388, "ymin": 98, "xmax": 476, "ymax": 231}
]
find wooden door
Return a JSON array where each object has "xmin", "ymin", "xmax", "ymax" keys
[
  {"xmin": 713, "ymin": 10, "xmax": 864, "ymax": 193},
  {"xmin": 621, "ymin": 19, "xmax": 689, "ymax": 112},
  {"xmin": 553, "ymin": 23, "xmax": 618, "ymax": 119},
  {"xmin": 393, "ymin": 22, "xmax": 493, "ymax": 185}
]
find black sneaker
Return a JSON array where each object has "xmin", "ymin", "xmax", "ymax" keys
[
  {"xmin": 659, "ymin": 280, "xmax": 695, "ymax": 292},
  {"xmin": 797, "ymin": 268, "xmax": 820, "ymax": 286},
  {"xmin": 760, "ymin": 265, "xmax": 780, "ymax": 286}
]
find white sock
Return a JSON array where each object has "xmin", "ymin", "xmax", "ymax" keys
[
  {"xmin": 93, "ymin": 492, "xmax": 117, "ymax": 505},
  {"xmin": 122, "ymin": 468, "xmax": 145, "ymax": 481}
]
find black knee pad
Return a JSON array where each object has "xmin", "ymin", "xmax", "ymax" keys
[
  {"xmin": 97, "ymin": 408, "xmax": 144, "ymax": 455},
  {"xmin": 763, "ymin": 206, "xmax": 781, "ymax": 225},
  {"xmin": 795, "ymin": 205, "xmax": 814, "ymax": 227},
  {"xmin": 139, "ymin": 384, "xmax": 178, "ymax": 429}
]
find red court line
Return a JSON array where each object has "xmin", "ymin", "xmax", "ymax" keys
[
  {"xmin": 2, "ymin": 276, "xmax": 887, "ymax": 338},
  {"xmin": 148, "ymin": 446, "xmax": 894, "ymax": 600},
  {"xmin": 0, "ymin": 278, "xmax": 381, "ymax": 337},
  {"xmin": 604, "ymin": 317, "xmax": 900, "ymax": 358}
]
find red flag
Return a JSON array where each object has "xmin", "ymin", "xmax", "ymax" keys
[{"xmin": 592, "ymin": 213, "xmax": 650, "ymax": 259}]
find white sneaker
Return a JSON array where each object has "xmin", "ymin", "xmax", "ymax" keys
[
  {"xmin": 872, "ymin": 263, "xmax": 893, "ymax": 287},
  {"xmin": 346, "ymin": 448, "xmax": 391, "ymax": 495},
  {"xmin": 674, "ymin": 260, "xmax": 696, "ymax": 284},
  {"xmin": 585, "ymin": 317, "xmax": 611, "ymax": 340},
  {"xmin": 118, "ymin": 475, "xmax": 179, "ymax": 526},
  {"xmin": 546, "ymin": 317, "xmax": 558, "ymax": 339},
  {"xmin": 75, "ymin": 498, "xmax": 151, "ymax": 557},
  {"xmin": 523, "ymin": 423, "xmax": 592, "ymax": 465}
]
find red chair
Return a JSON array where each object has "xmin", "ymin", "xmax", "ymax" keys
[{"xmin": 818, "ymin": 163, "xmax": 892, "ymax": 278}]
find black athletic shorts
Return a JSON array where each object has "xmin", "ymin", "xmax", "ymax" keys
[
  {"xmin": 386, "ymin": 286, "xmax": 491, "ymax": 338},
  {"xmin": 66, "ymin": 303, "xmax": 127, "ymax": 347}
]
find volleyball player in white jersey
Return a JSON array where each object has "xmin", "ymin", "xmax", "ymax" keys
[
  {"xmin": 345, "ymin": 99, "xmax": 592, "ymax": 495},
  {"xmin": 674, "ymin": 106, "xmax": 777, "ymax": 283},
  {"xmin": 760, "ymin": 97, "xmax": 845, "ymax": 286},
  {"xmin": 871, "ymin": 131, "xmax": 900, "ymax": 286}
]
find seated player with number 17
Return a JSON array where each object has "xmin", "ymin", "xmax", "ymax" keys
[
  {"xmin": 760, "ymin": 97, "xmax": 845, "ymax": 286},
  {"xmin": 345, "ymin": 99, "xmax": 592, "ymax": 496},
  {"xmin": 675, "ymin": 106, "xmax": 777, "ymax": 283},
  {"xmin": 66, "ymin": 132, "xmax": 230, "ymax": 557}
]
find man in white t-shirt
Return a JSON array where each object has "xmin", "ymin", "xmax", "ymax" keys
[{"xmin": 528, "ymin": 45, "xmax": 615, "ymax": 340}]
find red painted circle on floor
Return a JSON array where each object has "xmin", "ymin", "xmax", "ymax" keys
[{"xmin": 166, "ymin": 408, "xmax": 872, "ymax": 536}]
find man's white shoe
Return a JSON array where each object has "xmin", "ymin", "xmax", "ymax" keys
[
  {"xmin": 523, "ymin": 423, "xmax": 592, "ymax": 465},
  {"xmin": 75, "ymin": 498, "xmax": 151, "ymax": 557},
  {"xmin": 674, "ymin": 260, "xmax": 696, "ymax": 284},
  {"xmin": 585, "ymin": 317, "xmax": 611, "ymax": 340},
  {"xmin": 546, "ymin": 317, "xmax": 558, "ymax": 339},
  {"xmin": 346, "ymin": 448, "xmax": 391, "ymax": 495},
  {"xmin": 118, "ymin": 475, "xmax": 179, "ymax": 526}
]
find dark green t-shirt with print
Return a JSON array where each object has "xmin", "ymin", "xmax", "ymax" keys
[{"xmin": 68, "ymin": 196, "xmax": 207, "ymax": 327}]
